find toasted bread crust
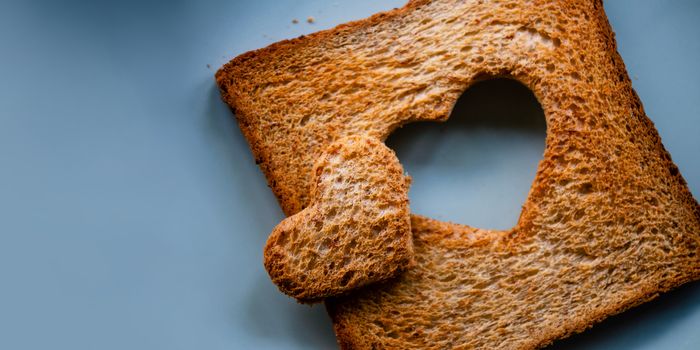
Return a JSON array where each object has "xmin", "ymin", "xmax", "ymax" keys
[
  {"xmin": 327, "ymin": 215, "xmax": 699, "ymax": 349},
  {"xmin": 218, "ymin": 0, "xmax": 700, "ymax": 348},
  {"xmin": 263, "ymin": 136, "xmax": 414, "ymax": 302},
  {"xmin": 216, "ymin": 0, "xmax": 437, "ymax": 216}
]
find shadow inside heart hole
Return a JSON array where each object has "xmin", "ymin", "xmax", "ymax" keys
[{"xmin": 386, "ymin": 78, "xmax": 546, "ymax": 230}]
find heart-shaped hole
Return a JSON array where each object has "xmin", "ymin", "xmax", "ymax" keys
[{"xmin": 386, "ymin": 78, "xmax": 546, "ymax": 230}]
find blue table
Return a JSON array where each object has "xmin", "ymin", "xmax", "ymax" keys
[{"xmin": 1, "ymin": 1, "xmax": 698, "ymax": 349}]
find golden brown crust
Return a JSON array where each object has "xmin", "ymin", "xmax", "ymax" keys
[
  {"xmin": 218, "ymin": 0, "xmax": 700, "ymax": 348},
  {"xmin": 216, "ymin": 0, "xmax": 444, "ymax": 215},
  {"xmin": 262, "ymin": 136, "xmax": 414, "ymax": 302},
  {"xmin": 327, "ymin": 216, "xmax": 699, "ymax": 349}
]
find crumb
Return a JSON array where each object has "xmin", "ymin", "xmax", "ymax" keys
[
  {"xmin": 292, "ymin": 19, "xmax": 299, "ymax": 24},
  {"xmin": 633, "ymin": 75, "xmax": 638, "ymax": 80},
  {"xmin": 307, "ymin": 16, "xmax": 315, "ymax": 24},
  {"xmin": 206, "ymin": 64, "xmax": 211, "ymax": 69}
]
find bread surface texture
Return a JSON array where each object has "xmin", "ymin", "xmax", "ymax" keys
[
  {"xmin": 329, "ymin": 214, "xmax": 699, "ymax": 349},
  {"xmin": 217, "ymin": 0, "xmax": 700, "ymax": 348},
  {"xmin": 264, "ymin": 136, "xmax": 414, "ymax": 302}
]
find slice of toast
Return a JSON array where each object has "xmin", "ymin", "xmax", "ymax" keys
[
  {"xmin": 217, "ymin": 0, "xmax": 700, "ymax": 348},
  {"xmin": 264, "ymin": 136, "xmax": 413, "ymax": 302}
]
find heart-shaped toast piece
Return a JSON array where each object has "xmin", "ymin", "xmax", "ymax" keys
[{"xmin": 263, "ymin": 135, "xmax": 414, "ymax": 302}]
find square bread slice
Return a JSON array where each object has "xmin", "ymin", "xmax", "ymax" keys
[{"xmin": 217, "ymin": 0, "xmax": 700, "ymax": 348}]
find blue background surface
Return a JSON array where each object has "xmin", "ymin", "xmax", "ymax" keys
[{"xmin": 0, "ymin": 1, "xmax": 698, "ymax": 349}]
